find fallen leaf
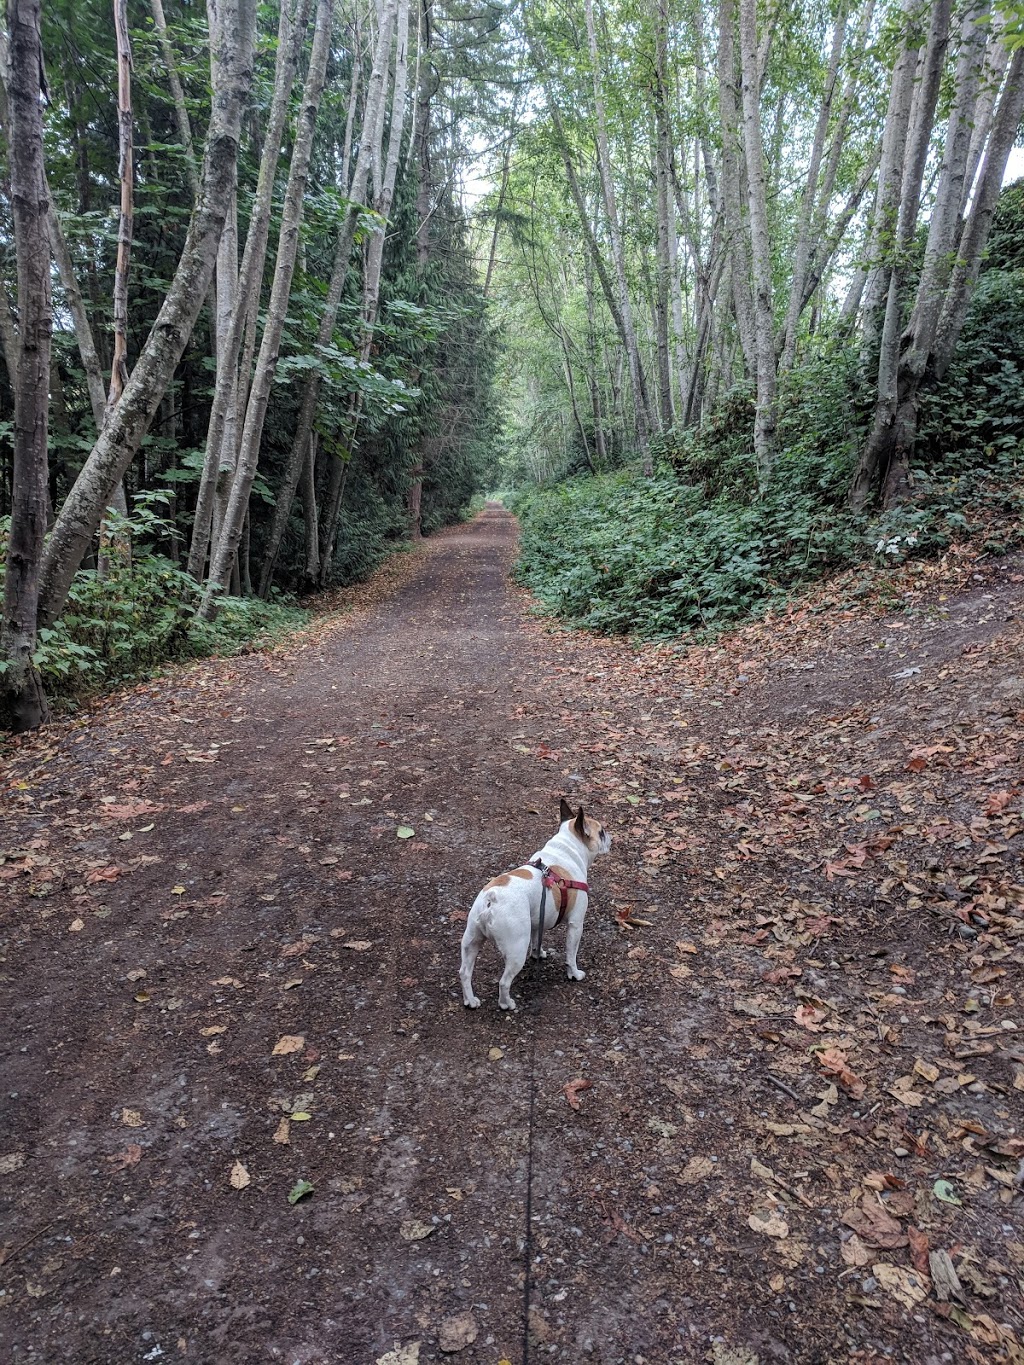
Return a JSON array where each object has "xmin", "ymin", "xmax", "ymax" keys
[
  {"xmin": 794, "ymin": 1004, "xmax": 827, "ymax": 1031},
  {"xmin": 816, "ymin": 1047, "xmax": 865, "ymax": 1099},
  {"xmin": 200, "ymin": 1025, "xmax": 227, "ymax": 1037},
  {"xmin": 932, "ymin": 1178, "xmax": 962, "ymax": 1205},
  {"xmin": 68, "ymin": 918, "xmax": 85, "ymax": 933},
  {"xmin": 375, "ymin": 1346, "xmax": 421, "ymax": 1365},
  {"xmin": 0, "ymin": 1152, "xmax": 25, "ymax": 1175},
  {"xmin": 437, "ymin": 1310, "xmax": 477, "ymax": 1353},
  {"xmin": 287, "ymin": 1178, "xmax": 314, "ymax": 1204},
  {"xmin": 908, "ymin": 1225, "xmax": 930, "ymax": 1275},
  {"xmin": 929, "ymin": 1248, "xmax": 966, "ymax": 1304},
  {"xmin": 271, "ymin": 1035, "xmax": 305, "ymax": 1056},
  {"xmin": 840, "ymin": 1233, "xmax": 872, "ymax": 1267},
  {"xmin": 272, "ymin": 1118, "xmax": 291, "ymax": 1145},
  {"xmin": 342, "ymin": 940, "xmax": 372, "ymax": 952},
  {"xmin": 229, "ymin": 1161, "xmax": 250, "ymax": 1190},
  {"xmin": 841, "ymin": 1197, "xmax": 908, "ymax": 1248},
  {"xmin": 396, "ymin": 826, "xmax": 415, "ymax": 839},
  {"xmin": 487, "ymin": 1047, "xmax": 504, "ymax": 1061},
  {"xmin": 677, "ymin": 1155, "xmax": 715, "ymax": 1183},
  {"xmin": 400, "ymin": 1219, "xmax": 434, "ymax": 1241},
  {"xmin": 748, "ymin": 1207, "xmax": 789, "ymax": 1239},
  {"xmin": 913, "ymin": 1058, "xmax": 940, "ymax": 1084},
  {"xmin": 107, "ymin": 1144, "xmax": 142, "ymax": 1170},
  {"xmin": 121, "ymin": 1108, "xmax": 144, "ymax": 1128},
  {"xmin": 873, "ymin": 1262, "xmax": 928, "ymax": 1308},
  {"xmin": 562, "ymin": 1077, "xmax": 593, "ymax": 1110},
  {"xmin": 290, "ymin": 1112, "xmax": 312, "ymax": 1122},
  {"xmin": 171, "ymin": 884, "xmax": 186, "ymax": 896}
]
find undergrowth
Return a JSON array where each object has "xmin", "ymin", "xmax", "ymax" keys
[
  {"xmin": 2, "ymin": 497, "xmax": 308, "ymax": 706},
  {"xmin": 509, "ymin": 291, "xmax": 1024, "ymax": 639}
]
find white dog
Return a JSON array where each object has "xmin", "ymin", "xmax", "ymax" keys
[{"xmin": 460, "ymin": 799, "xmax": 611, "ymax": 1011}]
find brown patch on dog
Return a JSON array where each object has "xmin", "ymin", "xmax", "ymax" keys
[
  {"xmin": 548, "ymin": 863, "xmax": 582, "ymax": 918},
  {"xmin": 484, "ymin": 867, "xmax": 533, "ymax": 891}
]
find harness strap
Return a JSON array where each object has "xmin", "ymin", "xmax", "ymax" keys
[{"xmin": 529, "ymin": 859, "xmax": 589, "ymax": 957}]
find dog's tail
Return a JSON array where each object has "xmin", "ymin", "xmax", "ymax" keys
[{"xmin": 476, "ymin": 890, "xmax": 499, "ymax": 932}]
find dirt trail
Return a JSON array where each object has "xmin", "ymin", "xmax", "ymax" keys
[{"xmin": 2, "ymin": 509, "xmax": 1022, "ymax": 1365}]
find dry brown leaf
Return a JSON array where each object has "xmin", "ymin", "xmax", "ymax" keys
[
  {"xmin": 229, "ymin": 1160, "xmax": 251, "ymax": 1190},
  {"xmin": 399, "ymin": 1219, "xmax": 434, "ymax": 1241},
  {"xmin": 816, "ymin": 1047, "xmax": 865, "ymax": 1099},
  {"xmin": 271, "ymin": 1034, "xmax": 305, "ymax": 1056},
  {"xmin": 437, "ymin": 1311, "xmax": 478, "ymax": 1353},
  {"xmin": 913, "ymin": 1058, "xmax": 940, "ymax": 1084},
  {"xmin": 107, "ymin": 1144, "xmax": 143, "ymax": 1170},
  {"xmin": 840, "ymin": 1233, "xmax": 872, "ymax": 1267},
  {"xmin": 342, "ymin": 940, "xmax": 372, "ymax": 952},
  {"xmin": 677, "ymin": 1155, "xmax": 715, "ymax": 1183},
  {"xmin": 841, "ymin": 1197, "xmax": 908, "ymax": 1249},
  {"xmin": 873, "ymin": 1262, "xmax": 928, "ymax": 1308},
  {"xmin": 121, "ymin": 1108, "xmax": 144, "ymax": 1128},
  {"xmin": 272, "ymin": 1118, "xmax": 290, "ymax": 1145},
  {"xmin": 200, "ymin": 1025, "xmax": 227, "ymax": 1037},
  {"xmin": 748, "ymin": 1207, "xmax": 789, "ymax": 1239},
  {"xmin": 562, "ymin": 1077, "xmax": 593, "ymax": 1111}
]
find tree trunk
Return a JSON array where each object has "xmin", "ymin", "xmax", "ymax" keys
[
  {"xmin": 260, "ymin": 0, "xmax": 401, "ymax": 595},
  {"xmin": 737, "ymin": 0, "xmax": 776, "ymax": 482},
  {"xmin": 149, "ymin": 0, "xmax": 201, "ymax": 201},
  {"xmin": 200, "ymin": 0, "xmax": 334, "ymax": 618},
  {"xmin": 37, "ymin": 0, "xmax": 256, "ymax": 627},
  {"xmin": 1, "ymin": 0, "xmax": 51, "ymax": 730},
  {"xmin": 779, "ymin": 6, "xmax": 846, "ymax": 372},
  {"xmin": 186, "ymin": 0, "xmax": 311, "ymax": 581},
  {"xmin": 716, "ymin": 0, "xmax": 756, "ymax": 377},
  {"xmin": 584, "ymin": 0, "xmax": 653, "ymax": 466}
]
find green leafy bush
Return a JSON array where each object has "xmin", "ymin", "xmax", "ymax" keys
[{"xmin": 2, "ymin": 496, "xmax": 307, "ymax": 704}]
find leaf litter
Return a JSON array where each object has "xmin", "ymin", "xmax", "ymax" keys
[{"xmin": 2, "ymin": 516, "xmax": 1022, "ymax": 1362}]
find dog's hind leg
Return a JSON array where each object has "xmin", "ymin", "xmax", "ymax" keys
[
  {"xmin": 460, "ymin": 923, "xmax": 485, "ymax": 1008},
  {"xmin": 497, "ymin": 924, "xmax": 531, "ymax": 1011}
]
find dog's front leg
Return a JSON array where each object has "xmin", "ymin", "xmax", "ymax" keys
[{"xmin": 565, "ymin": 911, "xmax": 587, "ymax": 981}]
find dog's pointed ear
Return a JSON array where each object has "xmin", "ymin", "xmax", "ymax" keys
[
  {"xmin": 559, "ymin": 797, "xmax": 574, "ymax": 824},
  {"xmin": 574, "ymin": 807, "xmax": 586, "ymax": 839}
]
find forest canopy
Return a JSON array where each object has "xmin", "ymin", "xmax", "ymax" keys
[{"xmin": 2, "ymin": 0, "xmax": 1024, "ymax": 727}]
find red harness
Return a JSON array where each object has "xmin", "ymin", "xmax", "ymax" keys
[{"xmin": 529, "ymin": 859, "xmax": 588, "ymax": 925}]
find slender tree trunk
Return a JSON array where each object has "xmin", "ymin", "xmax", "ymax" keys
[
  {"xmin": 779, "ymin": 6, "xmax": 846, "ymax": 372},
  {"xmin": 187, "ymin": 0, "xmax": 311, "ymax": 580},
  {"xmin": 37, "ymin": 0, "xmax": 257, "ymax": 627},
  {"xmin": 584, "ymin": 0, "xmax": 652, "ymax": 465},
  {"xmin": 149, "ymin": 0, "xmax": 200, "ymax": 200},
  {"xmin": 859, "ymin": 0, "xmax": 928, "ymax": 358},
  {"xmin": 200, "ymin": 0, "xmax": 334, "ymax": 618},
  {"xmin": 932, "ymin": 47, "xmax": 1024, "ymax": 379},
  {"xmin": 717, "ymin": 0, "xmax": 756, "ymax": 377},
  {"xmin": 1, "ymin": 0, "xmax": 50, "ymax": 730},
  {"xmin": 849, "ymin": 0, "xmax": 952, "ymax": 509},
  {"xmin": 96, "ymin": 0, "xmax": 135, "ymax": 579},
  {"xmin": 262, "ymin": 0, "xmax": 401, "ymax": 594}
]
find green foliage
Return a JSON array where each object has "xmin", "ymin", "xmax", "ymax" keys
[
  {"xmin": 1, "ymin": 498, "xmax": 306, "ymax": 702},
  {"xmin": 511, "ymin": 320, "xmax": 1024, "ymax": 639}
]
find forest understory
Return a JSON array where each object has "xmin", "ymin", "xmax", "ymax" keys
[{"xmin": 1, "ymin": 506, "xmax": 1021, "ymax": 1365}]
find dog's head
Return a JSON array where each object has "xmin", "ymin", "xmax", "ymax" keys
[{"xmin": 559, "ymin": 797, "xmax": 611, "ymax": 857}]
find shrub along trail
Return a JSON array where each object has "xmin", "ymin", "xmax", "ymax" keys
[{"xmin": 2, "ymin": 508, "xmax": 1022, "ymax": 1365}]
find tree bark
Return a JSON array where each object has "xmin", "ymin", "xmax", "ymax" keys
[
  {"xmin": 1, "ymin": 0, "xmax": 50, "ymax": 730},
  {"xmin": 149, "ymin": 0, "xmax": 201, "ymax": 201},
  {"xmin": 187, "ymin": 0, "xmax": 312, "ymax": 581},
  {"xmin": 260, "ymin": 0, "xmax": 402, "ymax": 595},
  {"xmin": 737, "ymin": 0, "xmax": 776, "ymax": 481},
  {"xmin": 716, "ymin": 0, "xmax": 756, "ymax": 377},
  {"xmin": 584, "ymin": 0, "xmax": 653, "ymax": 466},
  {"xmin": 200, "ymin": 0, "xmax": 334, "ymax": 617},
  {"xmin": 37, "ymin": 0, "xmax": 257, "ymax": 627}
]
